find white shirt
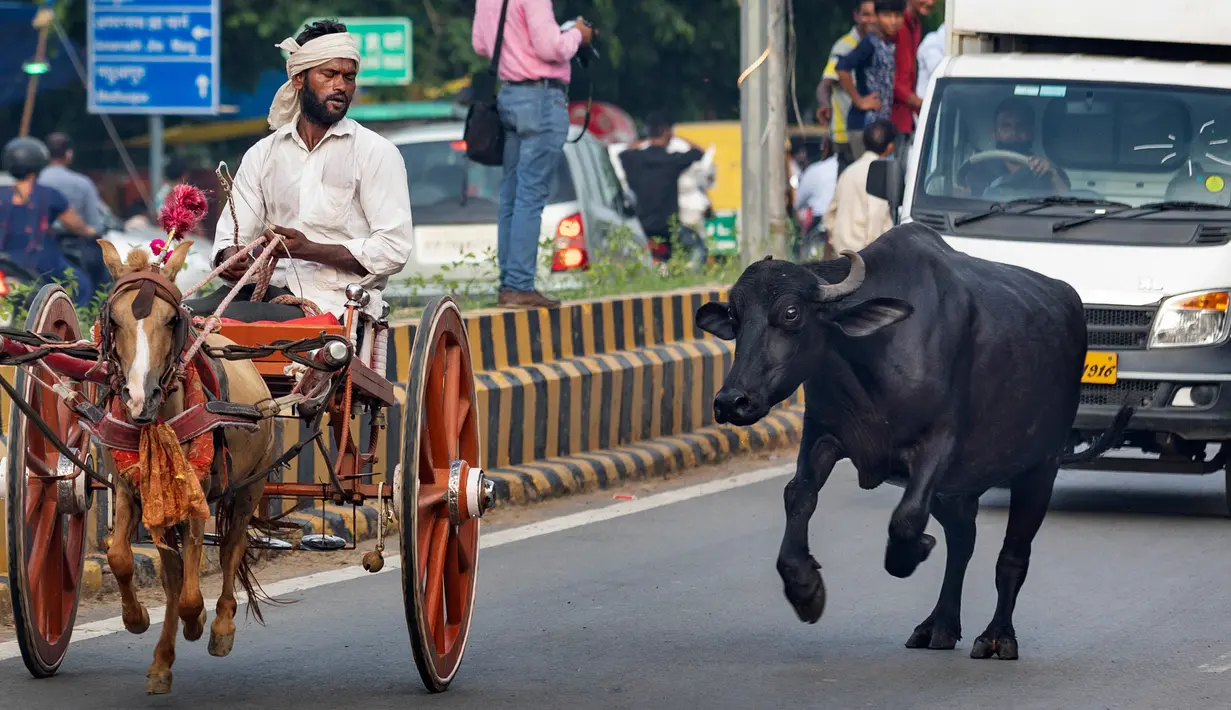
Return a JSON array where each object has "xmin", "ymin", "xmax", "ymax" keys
[
  {"xmin": 823, "ymin": 151, "xmax": 894, "ymax": 255},
  {"xmin": 793, "ymin": 155, "xmax": 839, "ymax": 219},
  {"xmin": 916, "ymin": 23, "xmax": 947, "ymax": 99},
  {"xmin": 210, "ymin": 117, "xmax": 413, "ymax": 319}
]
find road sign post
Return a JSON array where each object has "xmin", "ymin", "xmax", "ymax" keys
[
  {"xmin": 300, "ymin": 16, "xmax": 413, "ymax": 86},
  {"xmin": 89, "ymin": 0, "xmax": 220, "ymax": 208}
]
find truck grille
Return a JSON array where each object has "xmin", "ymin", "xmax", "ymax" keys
[
  {"xmin": 1084, "ymin": 305, "xmax": 1156, "ymax": 350},
  {"xmin": 1079, "ymin": 380, "xmax": 1162, "ymax": 408}
]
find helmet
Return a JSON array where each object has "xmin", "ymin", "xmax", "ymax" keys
[{"xmin": 2, "ymin": 136, "xmax": 50, "ymax": 180}]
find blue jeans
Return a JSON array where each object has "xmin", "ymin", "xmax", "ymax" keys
[{"xmin": 496, "ymin": 83, "xmax": 569, "ymax": 292}]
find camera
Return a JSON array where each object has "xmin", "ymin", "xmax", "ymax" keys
[{"xmin": 561, "ymin": 19, "xmax": 600, "ymax": 67}]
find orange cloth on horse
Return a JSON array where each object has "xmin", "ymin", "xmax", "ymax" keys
[{"xmin": 110, "ymin": 361, "xmax": 214, "ymax": 531}]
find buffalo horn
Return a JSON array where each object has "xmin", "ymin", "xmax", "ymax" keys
[{"xmin": 816, "ymin": 250, "xmax": 866, "ymax": 301}]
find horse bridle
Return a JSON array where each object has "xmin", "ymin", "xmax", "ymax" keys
[{"xmin": 94, "ymin": 270, "xmax": 191, "ymax": 395}]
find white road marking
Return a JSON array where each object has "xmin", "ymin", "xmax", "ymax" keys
[
  {"xmin": 1198, "ymin": 651, "xmax": 1231, "ymax": 673},
  {"xmin": 0, "ymin": 464, "xmax": 794, "ymax": 661}
]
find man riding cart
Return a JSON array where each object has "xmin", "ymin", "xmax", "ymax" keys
[{"xmin": 184, "ymin": 19, "xmax": 413, "ymax": 325}]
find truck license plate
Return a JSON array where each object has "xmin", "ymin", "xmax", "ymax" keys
[{"xmin": 1082, "ymin": 351, "xmax": 1118, "ymax": 385}]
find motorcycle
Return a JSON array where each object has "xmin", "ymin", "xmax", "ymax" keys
[{"xmin": 794, "ymin": 206, "xmax": 828, "ymax": 262}]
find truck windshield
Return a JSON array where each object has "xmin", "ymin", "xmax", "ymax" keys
[{"xmin": 915, "ymin": 78, "xmax": 1231, "ymax": 209}]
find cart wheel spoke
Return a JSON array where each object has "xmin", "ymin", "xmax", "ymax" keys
[
  {"xmin": 424, "ymin": 518, "xmax": 449, "ymax": 641},
  {"xmin": 443, "ymin": 345, "xmax": 461, "ymax": 454}
]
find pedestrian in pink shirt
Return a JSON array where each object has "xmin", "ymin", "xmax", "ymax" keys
[{"xmin": 473, "ymin": 0, "xmax": 594, "ymax": 309}]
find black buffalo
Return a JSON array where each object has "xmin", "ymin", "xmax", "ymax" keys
[{"xmin": 696, "ymin": 223, "xmax": 1132, "ymax": 660}]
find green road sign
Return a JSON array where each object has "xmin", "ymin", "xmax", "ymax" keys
[{"xmin": 301, "ymin": 16, "xmax": 413, "ymax": 86}]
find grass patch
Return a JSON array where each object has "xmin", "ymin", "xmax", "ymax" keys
[{"xmin": 388, "ymin": 223, "xmax": 743, "ymax": 320}]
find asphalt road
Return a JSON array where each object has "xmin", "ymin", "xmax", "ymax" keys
[{"xmin": 4, "ymin": 462, "xmax": 1231, "ymax": 709}]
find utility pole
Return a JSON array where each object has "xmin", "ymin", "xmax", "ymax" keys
[
  {"xmin": 19, "ymin": 3, "xmax": 56, "ymax": 137},
  {"xmin": 739, "ymin": 0, "xmax": 789, "ymax": 266},
  {"xmin": 764, "ymin": 0, "xmax": 789, "ymax": 260},
  {"xmin": 739, "ymin": 0, "xmax": 767, "ymax": 267}
]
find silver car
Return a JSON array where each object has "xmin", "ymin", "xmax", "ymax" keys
[{"xmin": 379, "ymin": 121, "xmax": 651, "ymax": 300}]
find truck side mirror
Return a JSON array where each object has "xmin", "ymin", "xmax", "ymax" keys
[{"xmin": 866, "ymin": 158, "xmax": 905, "ymax": 209}]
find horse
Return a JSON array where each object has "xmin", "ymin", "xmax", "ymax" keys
[{"xmin": 95, "ymin": 240, "xmax": 277, "ymax": 694}]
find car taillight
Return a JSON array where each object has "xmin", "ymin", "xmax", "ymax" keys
[
  {"xmin": 0, "ymin": 271, "xmax": 8, "ymax": 297},
  {"xmin": 450, "ymin": 140, "xmax": 467, "ymax": 152},
  {"xmin": 552, "ymin": 212, "xmax": 589, "ymax": 271}
]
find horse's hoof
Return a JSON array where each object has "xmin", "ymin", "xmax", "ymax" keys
[
  {"xmin": 183, "ymin": 607, "xmax": 207, "ymax": 642},
  {"xmin": 146, "ymin": 669, "xmax": 173, "ymax": 695},
  {"xmin": 208, "ymin": 631, "xmax": 235, "ymax": 658},
  {"xmin": 125, "ymin": 605, "xmax": 151, "ymax": 635}
]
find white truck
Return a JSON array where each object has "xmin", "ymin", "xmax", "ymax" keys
[{"xmin": 868, "ymin": 0, "xmax": 1231, "ymax": 511}]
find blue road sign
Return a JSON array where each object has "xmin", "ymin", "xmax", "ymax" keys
[{"xmin": 87, "ymin": 0, "xmax": 220, "ymax": 115}]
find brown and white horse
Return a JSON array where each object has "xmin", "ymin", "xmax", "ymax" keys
[{"xmin": 96, "ymin": 240, "xmax": 277, "ymax": 694}]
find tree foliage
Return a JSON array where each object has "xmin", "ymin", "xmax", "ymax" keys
[{"xmin": 7, "ymin": 0, "xmax": 946, "ymax": 161}]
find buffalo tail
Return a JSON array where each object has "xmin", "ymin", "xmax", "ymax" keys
[{"xmin": 1057, "ymin": 401, "xmax": 1135, "ymax": 466}]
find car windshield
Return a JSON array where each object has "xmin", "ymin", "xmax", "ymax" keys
[
  {"xmin": 915, "ymin": 78, "xmax": 1231, "ymax": 209},
  {"xmin": 397, "ymin": 138, "xmax": 575, "ymax": 226}
]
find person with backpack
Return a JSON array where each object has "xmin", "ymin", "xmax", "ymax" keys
[{"xmin": 472, "ymin": 0, "xmax": 595, "ymax": 309}]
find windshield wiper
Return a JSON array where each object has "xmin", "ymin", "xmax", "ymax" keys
[
  {"xmin": 1052, "ymin": 200, "xmax": 1229, "ymax": 233},
  {"xmin": 952, "ymin": 196, "xmax": 1130, "ymax": 228}
]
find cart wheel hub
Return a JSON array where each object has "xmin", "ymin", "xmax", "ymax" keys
[
  {"xmin": 447, "ymin": 460, "xmax": 493, "ymax": 526},
  {"xmin": 55, "ymin": 451, "xmax": 93, "ymax": 517}
]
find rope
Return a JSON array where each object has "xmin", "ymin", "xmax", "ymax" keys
[
  {"xmin": 179, "ymin": 235, "xmax": 286, "ymax": 367},
  {"xmin": 270, "ymin": 295, "xmax": 322, "ymax": 317},
  {"xmin": 737, "ymin": 45, "xmax": 771, "ymax": 88}
]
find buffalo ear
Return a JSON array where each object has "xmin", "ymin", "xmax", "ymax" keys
[
  {"xmin": 696, "ymin": 302, "xmax": 736, "ymax": 340},
  {"xmin": 828, "ymin": 297, "xmax": 914, "ymax": 338}
]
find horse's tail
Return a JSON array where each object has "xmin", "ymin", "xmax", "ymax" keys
[{"xmin": 215, "ymin": 495, "xmax": 294, "ymax": 625}]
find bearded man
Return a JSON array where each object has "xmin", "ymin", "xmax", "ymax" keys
[{"xmin": 185, "ymin": 19, "xmax": 413, "ymax": 323}]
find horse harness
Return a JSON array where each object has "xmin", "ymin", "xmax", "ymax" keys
[{"xmin": 84, "ymin": 269, "xmax": 265, "ymax": 498}]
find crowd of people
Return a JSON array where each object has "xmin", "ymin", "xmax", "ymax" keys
[{"xmin": 795, "ymin": 0, "xmax": 946, "ymax": 259}]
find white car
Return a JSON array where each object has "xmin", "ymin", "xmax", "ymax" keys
[{"xmin": 378, "ymin": 121, "xmax": 652, "ymax": 301}]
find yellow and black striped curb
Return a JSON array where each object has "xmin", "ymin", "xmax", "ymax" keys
[
  {"xmin": 387, "ymin": 287, "xmax": 732, "ymax": 374},
  {"xmin": 0, "ymin": 500, "xmax": 391, "ymax": 623},
  {"xmin": 487, "ymin": 404, "xmax": 806, "ymax": 505}
]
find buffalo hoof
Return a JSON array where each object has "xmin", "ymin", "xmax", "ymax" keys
[
  {"xmin": 778, "ymin": 555, "xmax": 827, "ymax": 624},
  {"xmin": 905, "ymin": 616, "xmax": 961, "ymax": 650},
  {"xmin": 971, "ymin": 632, "xmax": 1019, "ymax": 660},
  {"xmin": 884, "ymin": 533, "xmax": 936, "ymax": 579},
  {"xmin": 146, "ymin": 669, "xmax": 173, "ymax": 695}
]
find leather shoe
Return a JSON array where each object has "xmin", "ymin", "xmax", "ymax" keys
[{"xmin": 497, "ymin": 288, "xmax": 561, "ymax": 309}]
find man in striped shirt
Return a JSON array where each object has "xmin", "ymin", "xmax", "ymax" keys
[{"xmin": 816, "ymin": 0, "xmax": 877, "ymax": 174}]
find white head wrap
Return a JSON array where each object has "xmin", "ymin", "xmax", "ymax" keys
[{"xmin": 267, "ymin": 33, "xmax": 362, "ymax": 130}]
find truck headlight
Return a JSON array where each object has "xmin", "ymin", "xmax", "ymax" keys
[{"xmin": 1149, "ymin": 290, "xmax": 1231, "ymax": 348}]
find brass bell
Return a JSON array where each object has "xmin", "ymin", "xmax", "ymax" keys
[{"xmin": 361, "ymin": 549, "xmax": 385, "ymax": 573}]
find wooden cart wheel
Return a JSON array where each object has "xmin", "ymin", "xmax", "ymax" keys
[
  {"xmin": 397, "ymin": 296, "xmax": 490, "ymax": 693},
  {"xmin": 5, "ymin": 285, "xmax": 94, "ymax": 678}
]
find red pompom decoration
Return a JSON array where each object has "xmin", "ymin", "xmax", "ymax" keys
[
  {"xmin": 158, "ymin": 183, "xmax": 209, "ymax": 237},
  {"xmin": 150, "ymin": 238, "xmax": 166, "ymax": 256}
]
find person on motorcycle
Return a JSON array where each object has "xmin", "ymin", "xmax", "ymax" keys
[
  {"xmin": 38, "ymin": 132, "xmax": 111, "ymax": 295},
  {"xmin": 1, "ymin": 136, "xmax": 99, "ymax": 303},
  {"xmin": 793, "ymin": 138, "xmax": 838, "ymax": 261}
]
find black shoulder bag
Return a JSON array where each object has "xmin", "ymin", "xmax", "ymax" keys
[{"xmin": 464, "ymin": 0, "xmax": 512, "ymax": 166}]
